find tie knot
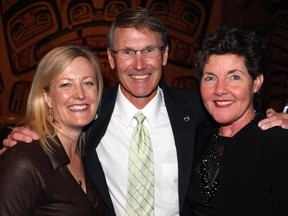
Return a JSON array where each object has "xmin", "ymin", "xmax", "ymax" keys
[{"xmin": 134, "ymin": 111, "xmax": 146, "ymax": 124}]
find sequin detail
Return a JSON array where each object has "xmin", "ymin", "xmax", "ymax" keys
[{"xmin": 198, "ymin": 131, "xmax": 222, "ymax": 205}]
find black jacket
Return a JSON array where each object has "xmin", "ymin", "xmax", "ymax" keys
[{"xmin": 85, "ymin": 83, "xmax": 208, "ymax": 215}]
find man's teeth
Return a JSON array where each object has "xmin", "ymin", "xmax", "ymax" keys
[
  {"xmin": 131, "ymin": 74, "xmax": 149, "ymax": 79},
  {"xmin": 69, "ymin": 105, "xmax": 88, "ymax": 110}
]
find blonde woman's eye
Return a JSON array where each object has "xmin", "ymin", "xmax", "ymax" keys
[
  {"xmin": 83, "ymin": 81, "xmax": 94, "ymax": 86},
  {"xmin": 60, "ymin": 83, "xmax": 71, "ymax": 88}
]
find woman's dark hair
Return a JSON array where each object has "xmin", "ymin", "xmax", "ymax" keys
[{"xmin": 194, "ymin": 26, "xmax": 268, "ymax": 80}]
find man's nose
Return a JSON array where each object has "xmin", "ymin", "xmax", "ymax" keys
[{"xmin": 132, "ymin": 51, "xmax": 147, "ymax": 70}]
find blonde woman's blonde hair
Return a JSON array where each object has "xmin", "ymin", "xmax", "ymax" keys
[{"xmin": 22, "ymin": 45, "xmax": 103, "ymax": 155}]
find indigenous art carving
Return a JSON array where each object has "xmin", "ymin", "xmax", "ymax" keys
[{"xmin": 0, "ymin": 0, "xmax": 212, "ymax": 126}]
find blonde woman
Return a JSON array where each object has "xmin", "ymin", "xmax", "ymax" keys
[{"xmin": 0, "ymin": 45, "xmax": 106, "ymax": 215}]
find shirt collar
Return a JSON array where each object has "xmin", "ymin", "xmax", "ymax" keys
[
  {"xmin": 48, "ymin": 135, "xmax": 70, "ymax": 170},
  {"xmin": 115, "ymin": 85, "xmax": 164, "ymax": 128}
]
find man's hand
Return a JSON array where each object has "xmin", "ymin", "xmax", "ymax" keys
[
  {"xmin": 0, "ymin": 147, "xmax": 8, "ymax": 154},
  {"xmin": 258, "ymin": 108, "xmax": 288, "ymax": 130},
  {"xmin": 2, "ymin": 126, "xmax": 39, "ymax": 148}
]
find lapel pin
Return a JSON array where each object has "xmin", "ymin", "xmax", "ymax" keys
[{"xmin": 183, "ymin": 116, "xmax": 190, "ymax": 122}]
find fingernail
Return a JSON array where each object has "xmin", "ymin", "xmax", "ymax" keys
[{"xmin": 26, "ymin": 138, "xmax": 32, "ymax": 143}]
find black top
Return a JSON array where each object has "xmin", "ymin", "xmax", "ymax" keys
[
  {"xmin": 187, "ymin": 112, "xmax": 288, "ymax": 216},
  {"xmin": 0, "ymin": 136, "xmax": 106, "ymax": 216}
]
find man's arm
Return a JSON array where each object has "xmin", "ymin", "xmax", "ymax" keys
[
  {"xmin": 2, "ymin": 126, "xmax": 39, "ymax": 148},
  {"xmin": 2, "ymin": 108, "xmax": 288, "ymax": 150},
  {"xmin": 258, "ymin": 108, "xmax": 288, "ymax": 130}
]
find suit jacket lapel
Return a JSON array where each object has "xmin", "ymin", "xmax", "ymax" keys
[
  {"xmin": 85, "ymin": 85, "xmax": 119, "ymax": 215},
  {"xmin": 85, "ymin": 83, "xmax": 206, "ymax": 215},
  {"xmin": 161, "ymin": 83, "xmax": 200, "ymax": 212}
]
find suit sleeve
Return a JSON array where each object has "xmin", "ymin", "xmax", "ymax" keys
[{"xmin": 263, "ymin": 129, "xmax": 288, "ymax": 215}]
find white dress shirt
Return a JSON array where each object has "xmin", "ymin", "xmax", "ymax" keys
[{"xmin": 96, "ymin": 86, "xmax": 179, "ymax": 216}]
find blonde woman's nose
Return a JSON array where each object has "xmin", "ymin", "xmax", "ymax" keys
[{"xmin": 74, "ymin": 86, "xmax": 85, "ymax": 100}]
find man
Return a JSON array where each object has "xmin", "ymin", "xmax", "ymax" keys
[
  {"xmin": 84, "ymin": 7, "xmax": 208, "ymax": 215},
  {"xmin": 3, "ymin": 7, "xmax": 288, "ymax": 216}
]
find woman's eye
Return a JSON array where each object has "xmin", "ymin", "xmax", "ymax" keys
[
  {"xmin": 60, "ymin": 83, "xmax": 71, "ymax": 88},
  {"xmin": 204, "ymin": 76, "xmax": 215, "ymax": 81},
  {"xmin": 83, "ymin": 81, "xmax": 94, "ymax": 86},
  {"xmin": 231, "ymin": 74, "xmax": 241, "ymax": 80}
]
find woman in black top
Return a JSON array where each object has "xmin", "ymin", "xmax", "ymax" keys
[{"xmin": 186, "ymin": 26, "xmax": 288, "ymax": 215}]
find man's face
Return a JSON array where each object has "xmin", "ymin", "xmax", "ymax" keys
[{"xmin": 107, "ymin": 27, "xmax": 168, "ymax": 108}]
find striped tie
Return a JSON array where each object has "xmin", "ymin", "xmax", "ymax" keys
[{"xmin": 125, "ymin": 111, "xmax": 154, "ymax": 216}]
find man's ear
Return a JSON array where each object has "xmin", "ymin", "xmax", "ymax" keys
[
  {"xmin": 162, "ymin": 46, "xmax": 169, "ymax": 66},
  {"xmin": 107, "ymin": 49, "xmax": 115, "ymax": 69}
]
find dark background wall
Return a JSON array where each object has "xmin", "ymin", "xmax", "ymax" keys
[{"xmin": 0, "ymin": 0, "xmax": 288, "ymax": 130}]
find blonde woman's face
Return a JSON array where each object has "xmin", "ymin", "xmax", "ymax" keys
[{"xmin": 44, "ymin": 57, "xmax": 98, "ymax": 133}]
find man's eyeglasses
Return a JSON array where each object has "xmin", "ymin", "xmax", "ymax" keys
[{"xmin": 110, "ymin": 46, "xmax": 165, "ymax": 60}]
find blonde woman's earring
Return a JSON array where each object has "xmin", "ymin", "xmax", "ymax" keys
[{"xmin": 49, "ymin": 107, "xmax": 53, "ymax": 121}]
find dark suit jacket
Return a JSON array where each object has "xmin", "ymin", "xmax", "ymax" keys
[{"xmin": 85, "ymin": 83, "xmax": 208, "ymax": 216}]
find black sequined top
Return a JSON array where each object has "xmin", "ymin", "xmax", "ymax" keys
[{"xmin": 186, "ymin": 112, "xmax": 288, "ymax": 216}]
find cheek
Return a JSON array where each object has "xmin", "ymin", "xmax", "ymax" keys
[
  {"xmin": 89, "ymin": 90, "xmax": 98, "ymax": 103},
  {"xmin": 233, "ymin": 87, "xmax": 251, "ymax": 101},
  {"xmin": 200, "ymin": 86, "xmax": 212, "ymax": 100},
  {"xmin": 84, "ymin": 87, "xmax": 98, "ymax": 102},
  {"xmin": 147, "ymin": 58, "xmax": 163, "ymax": 78},
  {"xmin": 149, "ymin": 57, "xmax": 163, "ymax": 67},
  {"xmin": 51, "ymin": 92, "xmax": 70, "ymax": 107},
  {"xmin": 115, "ymin": 61, "xmax": 129, "ymax": 76}
]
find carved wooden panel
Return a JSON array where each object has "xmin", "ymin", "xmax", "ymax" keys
[{"xmin": 0, "ymin": 0, "xmax": 212, "ymax": 127}]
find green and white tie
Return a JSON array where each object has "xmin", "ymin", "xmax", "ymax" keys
[{"xmin": 125, "ymin": 111, "xmax": 154, "ymax": 216}]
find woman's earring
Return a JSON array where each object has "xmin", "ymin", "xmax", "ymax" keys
[
  {"xmin": 49, "ymin": 107, "xmax": 53, "ymax": 121},
  {"xmin": 48, "ymin": 107, "xmax": 60, "ymax": 129}
]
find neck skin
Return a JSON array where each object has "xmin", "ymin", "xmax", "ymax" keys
[
  {"xmin": 218, "ymin": 108, "xmax": 256, "ymax": 137},
  {"xmin": 57, "ymin": 129, "xmax": 81, "ymax": 157}
]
